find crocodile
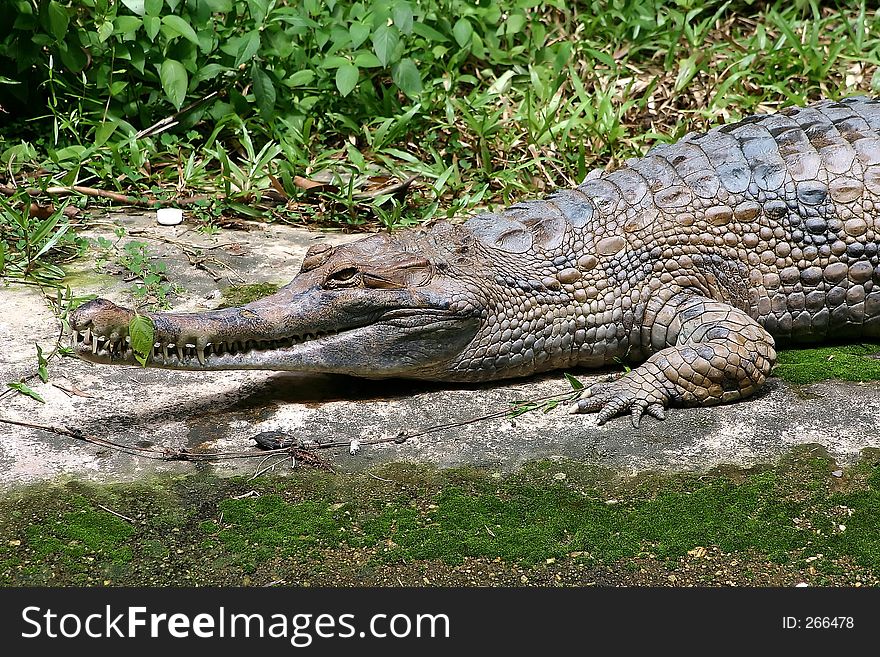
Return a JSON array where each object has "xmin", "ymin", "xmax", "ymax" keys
[{"xmin": 69, "ymin": 96, "xmax": 880, "ymax": 426}]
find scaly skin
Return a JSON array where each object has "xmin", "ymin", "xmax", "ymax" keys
[{"xmin": 70, "ymin": 97, "xmax": 880, "ymax": 426}]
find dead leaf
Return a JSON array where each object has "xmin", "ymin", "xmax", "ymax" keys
[
  {"xmin": 51, "ymin": 381, "xmax": 96, "ymax": 398},
  {"xmin": 293, "ymin": 176, "xmax": 338, "ymax": 194}
]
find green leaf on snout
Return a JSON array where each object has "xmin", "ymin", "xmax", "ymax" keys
[{"xmin": 129, "ymin": 313, "xmax": 155, "ymax": 367}]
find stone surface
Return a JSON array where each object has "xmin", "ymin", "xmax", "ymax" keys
[{"xmin": 1, "ymin": 212, "xmax": 879, "ymax": 489}]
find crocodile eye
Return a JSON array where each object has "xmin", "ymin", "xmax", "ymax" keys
[{"xmin": 324, "ymin": 267, "xmax": 360, "ymax": 288}]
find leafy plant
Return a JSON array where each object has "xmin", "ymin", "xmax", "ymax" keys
[
  {"xmin": 93, "ymin": 236, "xmax": 181, "ymax": 309},
  {"xmin": 0, "ymin": 190, "xmax": 87, "ymax": 285}
]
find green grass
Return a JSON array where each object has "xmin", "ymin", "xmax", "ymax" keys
[
  {"xmin": 775, "ymin": 344, "xmax": 880, "ymax": 385},
  {"xmin": 2, "ymin": 446, "xmax": 880, "ymax": 586}
]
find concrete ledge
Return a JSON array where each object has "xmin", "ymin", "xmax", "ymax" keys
[{"xmin": 1, "ymin": 212, "xmax": 879, "ymax": 489}]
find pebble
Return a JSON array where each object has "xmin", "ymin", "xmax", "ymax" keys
[{"xmin": 157, "ymin": 208, "xmax": 184, "ymax": 225}]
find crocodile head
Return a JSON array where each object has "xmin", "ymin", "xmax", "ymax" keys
[{"xmin": 68, "ymin": 227, "xmax": 484, "ymax": 380}]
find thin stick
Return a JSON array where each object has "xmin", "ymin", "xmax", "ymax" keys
[{"xmin": 96, "ymin": 504, "xmax": 135, "ymax": 524}]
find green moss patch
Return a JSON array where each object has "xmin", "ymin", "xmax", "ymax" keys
[
  {"xmin": 2, "ymin": 446, "xmax": 880, "ymax": 586},
  {"xmin": 774, "ymin": 343, "xmax": 880, "ymax": 385},
  {"xmin": 217, "ymin": 282, "xmax": 282, "ymax": 308}
]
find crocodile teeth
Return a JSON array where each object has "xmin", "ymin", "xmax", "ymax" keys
[
  {"xmin": 197, "ymin": 347, "xmax": 206, "ymax": 366},
  {"xmin": 163, "ymin": 345, "xmax": 170, "ymax": 361},
  {"xmin": 92, "ymin": 338, "xmax": 99, "ymax": 354},
  {"xmin": 177, "ymin": 345, "xmax": 185, "ymax": 362}
]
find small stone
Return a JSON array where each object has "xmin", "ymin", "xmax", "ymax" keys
[
  {"xmin": 156, "ymin": 208, "xmax": 184, "ymax": 226},
  {"xmin": 831, "ymin": 470, "xmax": 843, "ymax": 477},
  {"xmin": 795, "ymin": 582, "xmax": 809, "ymax": 587},
  {"xmin": 553, "ymin": 472, "xmax": 567, "ymax": 481}
]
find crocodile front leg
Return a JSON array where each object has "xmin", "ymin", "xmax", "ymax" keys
[{"xmin": 570, "ymin": 294, "xmax": 777, "ymax": 426}]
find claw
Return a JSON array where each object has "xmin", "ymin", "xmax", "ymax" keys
[{"xmin": 646, "ymin": 403, "xmax": 666, "ymax": 421}]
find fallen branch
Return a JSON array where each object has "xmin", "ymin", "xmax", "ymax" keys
[{"xmin": 0, "ymin": 385, "xmax": 590, "ymax": 471}]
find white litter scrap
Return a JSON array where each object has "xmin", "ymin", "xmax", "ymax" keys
[{"xmin": 157, "ymin": 208, "xmax": 184, "ymax": 225}]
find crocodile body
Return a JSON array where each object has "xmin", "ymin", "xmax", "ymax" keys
[{"xmin": 70, "ymin": 96, "xmax": 880, "ymax": 425}]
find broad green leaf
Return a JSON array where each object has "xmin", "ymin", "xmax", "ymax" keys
[
  {"xmin": 144, "ymin": 0, "xmax": 164, "ymax": 15},
  {"xmin": 372, "ymin": 25, "xmax": 399, "ymax": 67},
  {"xmin": 321, "ymin": 55, "xmax": 349, "ymax": 69},
  {"xmin": 235, "ymin": 31, "xmax": 261, "ymax": 66},
  {"xmin": 349, "ymin": 23, "xmax": 370, "ymax": 49},
  {"xmin": 160, "ymin": 59, "xmax": 188, "ymax": 109},
  {"xmin": 412, "ymin": 23, "xmax": 448, "ymax": 42},
  {"xmin": 506, "ymin": 13, "xmax": 527, "ymax": 35},
  {"xmin": 335, "ymin": 64, "xmax": 358, "ymax": 97},
  {"xmin": 452, "ymin": 18, "xmax": 472, "ymax": 48},
  {"xmin": 354, "ymin": 52, "xmax": 382, "ymax": 68},
  {"xmin": 144, "ymin": 15, "xmax": 160, "ymax": 40},
  {"xmin": 46, "ymin": 0, "xmax": 69, "ymax": 42},
  {"xmin": 191, "ymin": 63, "xmax": 229, "ymax": 85},
  {"xmin": 162, "ymin": 15, "xmax": 200, "ymax": 45},
  {"xmin": 97, "ymin": 21, "xmax": 114, "ymax": 42},
  {"xmin": 52, "ymin": 145, "xmax": 88, "ymax": 163},
  {"xmin": 7, "ymin": 381, "xmax": 44, "ymax": 403},
  {"xmin": 58, "ymin": 38, "xmax": 88, "ymax": 72},
  {"xmin": 114, "ymin": 16, "xmax": 143, "ymax": 34},
  {"xmin": 94, "ymin": 118, "xmax": 119, "ymax": 147},
  {"xmin": 392, "ymin": 58, "xmax": 422, "ymax": 97},
  {"xmin": 121, "ymin": 0, "xmax": 146, "ymax": 15},
  {"xmin": 251, "ymin": 65, "xmax": 276, "ymax": 115},
  {"xmin": 392, "ymin": 2, "xmax": 414, "ymax": 34},
  {"xmin": 247, "ymin": 0, "xmax": 270, "ymax": 23},
  {"xmin": 203, "ymin": 0, "xmax": 232, "ymax": 10},
  {"xmin": 286, "ymin": 70, "xmax": 314, "ymax": 87},
  {"xmin": 129, "ymin": 313, "xmax": 155, "ymax": 367}
]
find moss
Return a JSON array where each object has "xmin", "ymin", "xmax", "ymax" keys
[
  {"xmin": 774, "ymin": 343, "xmax": 880, "ymax": 385},
  {"xmin": 2, "ymin": 450, "xmax": 880, "ymax": 586},
  {"xmin": 1, "ymin": 492, "xmax": 134, "ymax": 584},
  {"xmin": 217, "ymin": 282, "xmax": 282, "ymax": 308}
]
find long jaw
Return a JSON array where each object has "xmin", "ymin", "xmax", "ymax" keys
[
  {"xmin": 68, "ymin": 293, "xmax": 480, "ymax": 379},
  {"xmin": 70, "ymin": 322, "xmax": 351, "ymax": 369}
]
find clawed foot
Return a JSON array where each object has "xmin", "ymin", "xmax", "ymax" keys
[{"xmin": 568, "ymin": 369, "xmax": 671, "ymax": 427}]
